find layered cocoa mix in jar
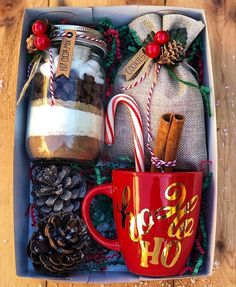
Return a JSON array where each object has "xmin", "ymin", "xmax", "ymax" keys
[{"xmin": 26, "ymin": 25, "xmax": 107, "ymax": 162}]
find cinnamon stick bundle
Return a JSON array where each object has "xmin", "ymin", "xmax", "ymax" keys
[
  {"xmin": 150, "ymin": 113, "xmax": 185, "ymax": 172},
  {"xmin": 164, "ymin": 114, "xmax": 184, "ymax": 172},
  {"xmin": 150, "ymin": 114, "xmax": 173, "ymax": 172}
]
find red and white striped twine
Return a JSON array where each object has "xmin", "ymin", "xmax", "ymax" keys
[
  {"xmin": 27, "ymin": 61, "xmax": 33, "ymax": 78},
  {"xmin": 76, "ymin": 34, "xmax": 106, "ymax": 47},
  {"xmin": 121, "ymin": 62, "xmax": 152, "ymax": 91},
  {"xmin": 49, "ymin": 48, "xmax": 55, "ymax": 106},
  {"xmin": 146, "ymin": 64, "xmax": 160, "ymax": 142},
  {"xmin": 51, "ymin": 31, "xmax": 107, "ymax": 47},
  {"xmin": 121, "ymin": 70, "xmax": 148, "ymax": 91},
  {"xmin": 146, "ymin": 64, "xmax": 176, "ymax": 172}
]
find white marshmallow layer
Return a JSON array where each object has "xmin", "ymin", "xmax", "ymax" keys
[
  {"xmin": 39, "ymin": 46, "xmax": 104, "ymax": 85},
  {"xmin": 27, "ymin": 105, "xmax": 103, "ymax": 140}
]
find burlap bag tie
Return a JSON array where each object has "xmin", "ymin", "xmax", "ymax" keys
[{"xmin": 104, "ymin": 13, "xmax": 207, "ymax": 171}]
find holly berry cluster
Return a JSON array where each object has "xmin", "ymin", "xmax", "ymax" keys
[
  {"xmin": 32, "ymin": 20, "xmax": 50, "ymax": 50},
  {"xmin": 27, "ymin": 20, "xmax": 50, "ymax": 53},
  {"xmin": 145, "ymin": 30, "xmax": 169, "ymax": 59}
]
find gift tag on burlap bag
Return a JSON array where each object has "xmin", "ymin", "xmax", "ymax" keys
[{"xmin": 104, "ymin": 13, "xmax": 207, "ymax": 170}]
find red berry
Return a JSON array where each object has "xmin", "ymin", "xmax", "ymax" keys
[
  {"xmin": 145, "ymin": 42, "xmax": 161, "ymax": 59},
  {"xmin": 154, "ymin": 30, "xmax": 169, "ymax": 45},
  {"xmin": 34, "ymin": 34, "xmax": 50, "ymax": 51},
  {"xmin": 32, "ymin": 20, "xmax": 48, "ymax": 36}
]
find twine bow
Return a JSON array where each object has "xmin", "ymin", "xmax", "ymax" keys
[{"xmin": 16, "ymin": 54, "xmax": 43, "ymax": 106}]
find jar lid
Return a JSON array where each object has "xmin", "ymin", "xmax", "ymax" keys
[{"xmin": 51, "ymin": 24, "xmax": 107, "ymax": 58}]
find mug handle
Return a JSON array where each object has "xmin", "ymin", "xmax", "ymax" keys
[{"xmin": 82, "ymin": 184, "xmax": 120, "ymax": 252}]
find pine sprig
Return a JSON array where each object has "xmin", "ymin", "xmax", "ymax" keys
[
  {"xmin": 169, "ymin": 28, "xmax": 188, "ymax": 47},
  {"xmin": 142, "ymin": 31, "xmax": 155, "ymax": 47}
]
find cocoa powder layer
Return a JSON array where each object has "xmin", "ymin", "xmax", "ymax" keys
[{"xmin": 27, "ymin": 135, "xmax": 101, "ymax": 161}]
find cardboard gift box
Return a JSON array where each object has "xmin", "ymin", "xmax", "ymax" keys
[{"xmin": 14, "ymin": 5, "xmax": 217, "ymax": 283}]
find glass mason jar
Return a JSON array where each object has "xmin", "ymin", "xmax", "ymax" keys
[{"xmin": 26, "ymin": 25, "xmax": 107, "ymax": 162}]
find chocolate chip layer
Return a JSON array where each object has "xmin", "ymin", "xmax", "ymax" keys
[{"xmin": 31, "ymin": 71, "xmax": 104, "ymax": 109}]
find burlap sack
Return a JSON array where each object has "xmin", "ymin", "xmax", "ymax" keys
[{"xmin": 104, "ymin": 13, "xmax": 207, "ymax": 170}]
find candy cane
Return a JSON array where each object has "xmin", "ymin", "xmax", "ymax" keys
[{"xmin": 105, "ymin": 94, "xmax": 145, "ymax": 172}]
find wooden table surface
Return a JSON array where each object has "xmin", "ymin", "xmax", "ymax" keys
[{"xmin": 0, "ymin": 0, "xmax": 235, "ymax": 287}]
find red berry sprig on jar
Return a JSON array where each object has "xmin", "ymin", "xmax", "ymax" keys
[
  {"xmin": 26, "ymin": 19, "xmax": 50, "ymax": 53},
  {"xmin": 32, "ymin": 20, "xmax": 48, "ymax": 36},
  {"xmin": 33, "ymin": 34, "xmax": 50, "ymax": 51}
]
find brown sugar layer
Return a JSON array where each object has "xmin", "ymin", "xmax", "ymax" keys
[
  {"xmin": 27, "ymin": 135, "xmax": 101, "ymax": 161},
  {"xmin": 31, "ymin": 98, "xmax": 103, "ymax": 116}
]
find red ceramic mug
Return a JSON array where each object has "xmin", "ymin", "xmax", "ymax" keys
[{"xmin": 82, "ymin": 170, "xmax": 203, "ymax": 277}]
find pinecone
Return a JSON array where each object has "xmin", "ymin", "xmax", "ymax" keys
[
  {"xmin": 31, "ymin": 164, "xmax": 87, "ymax": 216},
  {"xmin": 26, "ymin": 34, "xmax": 37, "ymax": 53},
  {"xmin": 158, "ymin": 40, "xmax": 184, "ymax": 66},
  {"xmin": 27, "ymin": 212, "xmax": 92, "ymax": 274}
]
